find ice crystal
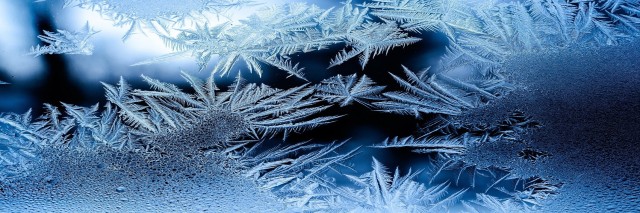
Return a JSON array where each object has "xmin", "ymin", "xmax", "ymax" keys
[
  {"xmin": 305, "ymin": 157, "xmax": 468, "ymax": 212},
  {"xmin": 0, "ymin": 72, "xmax": 340, "ymax": 182},
  {"xmin": 49, "ymin": 0, "xmax": 255, "ymax": 40},
  {"xmin": 133, "ymin": 1, "xmax": 419, "ymax": 80},
  {"xmin": 370, "ymin": 136, "xmax": 466, "ymax": 155},
  {"xmin": 315, "ymin": 74, "xmax": 385, "ymax": 108},
  {"xmin": 374, "ymin": 66, "xmax": 506, "ymax": 117},
  {"xmin": 28, "ymin": 22, "xmax": 98, "ymax": 56},
  {"xmin": 6, "ymin": 0, "xmax": 640, "ymax": 211}
]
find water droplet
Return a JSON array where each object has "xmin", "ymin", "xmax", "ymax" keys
[{"xmin": 116, "ymin": 186, "xmax": 126, "ymax": 193}]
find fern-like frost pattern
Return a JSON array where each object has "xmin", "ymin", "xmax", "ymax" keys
[
  {"xmin": 29, "ymin": 22, "xmax": 98, "ymax": 56},
  {"xmin": 3, "ymin": 0, "xmax": 640, "ymax": 212}
]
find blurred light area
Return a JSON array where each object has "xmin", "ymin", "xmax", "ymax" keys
[{"xmin": 0, "ymin": 0, "xmax": 44, "ymax": 83}]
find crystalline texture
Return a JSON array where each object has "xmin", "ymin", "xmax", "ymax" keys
[{"xmin": 28, "ymin": 22, "xmax": 98, "ymax": 56}]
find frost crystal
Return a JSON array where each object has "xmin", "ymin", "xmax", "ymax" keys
[
  {"xmin": 134, "ymin": 1, "xmax": 419, "ymax": 80},
  {"xmin": 318, "ymin": 157, "xmax": 469, "ymax": 212},
  {"xmin": 50, "ymin": 0, "xmax": 255, "ymax": 40},
  {"xmin": 0, "ymin": 110, "xmax": 41, "ymax": 183},
  {"xmin": 315, "ymin": 74, "xmax": 385, "ymax": 108},
  {"xmin": 6, "ymin": 0, "xmax": 640, "ymax": 211},
  {"xmin": 374, "ymin": 66, "xmax": 506, "ymax": 117},
  {"xmin": 371, "ymin": 136, "xmax": 466, "ymax": 155},
  {"xmin": 28, "ymin": 22, "xmax": 98, "ymax": 56},
  {"xmin": 0, "ymin": 72, "xmax": 340, "ymax": 183}
]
